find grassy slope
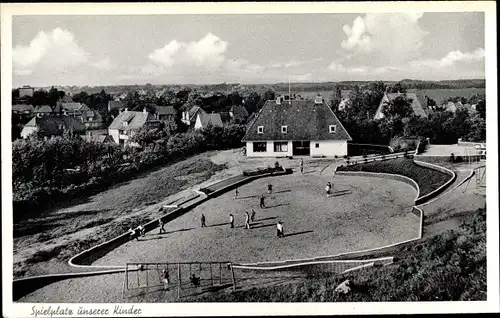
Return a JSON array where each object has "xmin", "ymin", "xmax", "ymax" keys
[
  {"xmin": 195, "ymin": 207, "xmax": 486, "ymax": 302},
  {"xmin": 337, "ymin": 158, "xmax": 451, "ymax": 196},
  {"xmin": 13, "ymin": 154, "xmax": 225, "ymax": 279}
]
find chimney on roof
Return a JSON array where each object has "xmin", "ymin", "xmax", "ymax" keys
[
  {"xmin": 314, "ymin": 95, "xmax": 324, "ymax": 104},
  {"xmin": 124, "ymin": 108, "xmax": 128, "ymax": 112}
]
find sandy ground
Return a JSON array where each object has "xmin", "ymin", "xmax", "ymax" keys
[
  {"xmin": 20, "ymin": 172, "xmax": 419, "ymax": 302},
  {"xmin": 94, "ymin": 174, "xmax": 418, "ymax": 266}
]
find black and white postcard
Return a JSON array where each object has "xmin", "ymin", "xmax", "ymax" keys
[{"xmin": 2, "ymin": 2, "xmax": 498, "ymax": 316}]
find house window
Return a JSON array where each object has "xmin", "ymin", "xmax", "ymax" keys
[
  {"xmin": 281, "ymin": 126, "xmax": 287, "ymax": 134},
  {"xmin": 315, "ymin": 143, "xmax": 319, "ymax": 148},
  {"xmin": 257, "ymin": 126, "xmax": 264, "ymax": 134},
  {"xmin": 329, "ymin": 125, "xmax": 337, "ymax": 133},
  {"xmin": 274, "ymin": 141, "xmax": 288, "ymax": 152},
  {"xmin": 253, "ymin": 142, "xmax": 267, "ymax": 152},
  {"xmin": 121, "ymin": 130, "xmax": 128, "ymax": 135}
]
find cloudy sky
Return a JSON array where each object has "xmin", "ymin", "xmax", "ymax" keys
[{"xmin": 12, "ymin": 12, "xmax": 485, "ymax": 86}]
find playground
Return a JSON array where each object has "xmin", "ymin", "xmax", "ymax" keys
[{"xmin": 94, "ymin": 174, "xmax": 419, "ymax": 266}]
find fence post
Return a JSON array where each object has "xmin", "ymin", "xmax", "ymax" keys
[
  {"xmin": 146, "ymin": 265, "xmax": 149, "ymax": 288},
  {"xmin": 177, "ymin": 263, "xmax": 181, "ymax": 299},
  {"xmin": 210, "ymin": 263, "xmax": 213, "ymax": 286},
  {"xmin": 230, "ymin": 264, "xmax": 236, "ymax": 291},
  {"xmin": 219, "ymin": 263, "xmax": 222, "ymax": 285}
]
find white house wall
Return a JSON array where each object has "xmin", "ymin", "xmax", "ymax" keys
[
  {"xmin": 310, "ymin": 140, "xmax": 348, "ymax": 157},
  {"xmin": 108, "ymin": 128, "xmax": 120, "ymax": 144},
  {"xmin": 246, "ymin": 141, "xmax": 293, "ymax": 157},
  {"xmin": 246, "ymin": 140, "xmax": 348, "ymax": 157}
]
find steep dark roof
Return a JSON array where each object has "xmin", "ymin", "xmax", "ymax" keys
[
  {"xmin": 242, "ymin": 99, "xmax": 352, "ymax": 142},
  {"xmin": 188, "ymin": 106, "xmax": 205, "ymax": 122},
  {"xmin": 156, "ymin": 106, "xmax": 176, "ymax": 116},
  {"xmin": 230, "ymin": 104, "xmax": 249, "ymax": 120},
  {"xmin": 23, "ymin": 115, "xmax": 86, "ymax": 136},
  {"xmin": 108, "ymin": 111, "xmax": 159, "ymax": 131},
  {"xmin": 60, "ymin": 102, "xmax": 89, "ymax": 112},
  {"xmin": 374, "ymin": 92, "xmax": 428, "ymax": 119},
  {"xmin": 197, "ymin": 113, "xmax": 224, "ymax": 128},
  {"xmin": 108, "ymin": 100, "xmax": 125, "ymax": 110}
]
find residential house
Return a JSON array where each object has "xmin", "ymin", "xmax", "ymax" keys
[
  {"xmin": 82, "ymin": 109, "xmax": 104, "ymax": 129},
  {"xmin": 181, "ymin": 106, "xmax": 206, "ymax": 126},
  {"xmin": 108, "ymin": 108, "xmax": 161, "ymax": 145},
  {"xmin": 242, "ymin": 95, "xmax": 352, "ymax": 157},
  {"xmin": 108, "ymin": 100, "xmax": 125, "ymax": 112},
  {"xmin": 194, "ymin": 113, "xmax": 224, "ymax": 130},
  {"xmin": 34, "ymin": 105, "xmax": 54, "ymax": 117},
  {"xmin": 12, "ymin": 104, "xmax": 35, "ymax": 118},
  {"xmin": 81, "ymin": 131, "xmax": 113, "ymax": 143},
  {"xmin": 19, "ymin": 85, "xmax": 34, "ymax": 98},
  {"xmin": 374, "ymin": 92, "xmax": 428, "ymax": 120},
  {"xmin": 54, "ymin": 102, "xmax": 91, "ymax": 116},
  {"xmin": 21, "ymin": 115, "xmax": 86, "ymax": 139},
  {"xmin": 156, "ymin": 106, "xmax": 177, "ymax": 121},
  {"xmin": 229, "ymin": 104, "xmax": 249, "ymax": 123}
]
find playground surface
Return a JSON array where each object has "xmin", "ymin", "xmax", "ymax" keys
[
  {"xmin": 94, "ymin": 174, "xmax": 419, "ymax": 266},
  {"xmin": 19, "ymin": 173, "xmax": 420, "ymax": 302}
]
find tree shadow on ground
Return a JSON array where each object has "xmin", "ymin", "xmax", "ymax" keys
[{"xmin": 284, "ymin": 230, "xmax": 313, "ymax": 238}]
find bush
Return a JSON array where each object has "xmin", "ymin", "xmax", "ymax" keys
[{"xmin": 389, "ymin": 136, "xmax": 418, "ymax": 152}]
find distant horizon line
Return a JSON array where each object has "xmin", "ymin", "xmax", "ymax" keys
[{"xmin": 13, "ymin": 78, "xmax": 486, "ymax": 89}]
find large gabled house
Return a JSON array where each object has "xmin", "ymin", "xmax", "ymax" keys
[
  {"xmin": 54, "ymin": 102, "xmax": 91, "ymax": 116},
  {"xmin": 242, "ymin": 95, "xmax": 352, "ymax": 157},
  {"xmin": 108, "ymin": 108, "xmax": 161, "ymax": 145},
  {"xmin": 374, "ymin": 92, "xmax": 428, "ymax": 120},
  {"xmin": 20, "ymin": 115, "xmax": 86, "ymax": 139}
]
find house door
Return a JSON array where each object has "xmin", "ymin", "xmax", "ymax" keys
[{"xmin": 292, "ymin": 141, "xmax": 310, "ymax": 156}]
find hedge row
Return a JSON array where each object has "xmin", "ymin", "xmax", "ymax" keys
[{"xmin": 337, "ymin": 158, "xmax": 450, "ymax": 196}]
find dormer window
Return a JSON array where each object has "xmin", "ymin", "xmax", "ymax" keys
[
  {"xmin": 329, "ymin": 125, "xmax": 337, "ymax": 133},
  {"xmin": 281, "ymin": 126, "xmax": 287, "ymax": 134},
  {"xmin": 257, "ymin": 126, "xmax": 264, "ymax": 134}
]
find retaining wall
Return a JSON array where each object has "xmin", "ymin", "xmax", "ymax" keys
[{"xmin": 413, "ymin": 160, "xmax": 456, "ymax": 205}]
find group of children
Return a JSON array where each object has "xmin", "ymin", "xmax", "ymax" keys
[{"xmin": 128, "ymin": 225, "xmax": 146, "ymax": 241}]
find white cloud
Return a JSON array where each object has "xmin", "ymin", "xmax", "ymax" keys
[
  {"xmin": 91, "ymin": 57, "xmax": 116, "ymax": 70},
  {"xmin": 340, "ymin": 13, "xmax": 427, "ymax": 65},
  {"xmin": 410, "ymin": 48, "xmax": 485, "ymax": 68},
  {"xmin": 13, "ymin": 28, "xmax": 89, "ymax": 75},
  {"xmin": 327, "ymin": 61, "xmax": 368, "ymax": 73},
  {"xmin": 147, "ymin": 33, "xmax": 228, "ymax": 70}
]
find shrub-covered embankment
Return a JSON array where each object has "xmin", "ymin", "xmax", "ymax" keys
[{"xmin": 337, "ymin": 158, "xmax": 450, "ymax": 197}]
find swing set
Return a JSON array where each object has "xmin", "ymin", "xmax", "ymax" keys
[{"xmin": 122, "ymin": 261, "xmax": 236, "ymax": 299}]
